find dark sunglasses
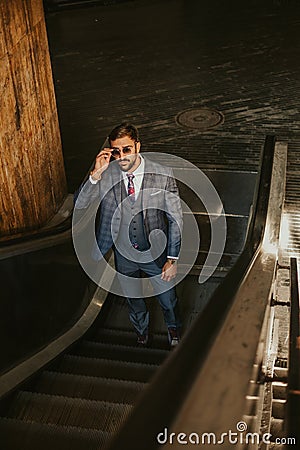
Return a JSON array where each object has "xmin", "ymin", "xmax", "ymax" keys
[{"xmin": 111, "ymin": 144, "xmax": 136, "ymax": 159}]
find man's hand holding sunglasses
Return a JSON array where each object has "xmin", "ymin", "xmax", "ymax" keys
[{"xmin": 90, "ymin": 148, "xmax": 112, "ymax": 181}]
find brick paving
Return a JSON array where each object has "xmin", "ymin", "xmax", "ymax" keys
[{"xmin": 45, "ymin": 0, "xmax": 300, "ymax": 191}]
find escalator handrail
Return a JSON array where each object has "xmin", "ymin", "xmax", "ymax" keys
[
  {"xmin": 0, "ymin": 196, "xmax": 73, "ymax": 260},
  {"xmin": 287, "ymin": 257, "xmax": 300, "ymax": 442},
  {"xmin": 0, "ymin": 136, "xmax": 107, "ymax": 259}
]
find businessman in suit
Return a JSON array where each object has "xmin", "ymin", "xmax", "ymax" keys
[{"xmin": 75, "ymin": 123, "xmax": 182, "ymax": 347}]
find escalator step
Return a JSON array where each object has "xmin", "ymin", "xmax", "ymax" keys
[
  {"xmin": 71, "ymin": 340, "xmax": 169, "ymax": 365},
  {"xmin": 30, "ymin": 370, "xmax": 146, "ymax": 404},
  {"xmin": 92, "ymin": 327, "xmax": 169, "ymax": 350},
  {"xmin": 97, "ymin": 297, "xmax": 132, "ymax": 330},
  {"xmin": 0, "ymin": 417, "xmax": 110, "ymax": 450},
  {"xmin": 6, "ymin": 391, "xmax": 132, "ymax": 432},
  {"xmin": 52, "ymin": 354, "xmax": 158, "ymax": 382},
  {"xmin": 97, "ymin": 296, "xmax": 167, "ymax": 334}
]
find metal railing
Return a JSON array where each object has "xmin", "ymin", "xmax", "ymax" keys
[{"xmin": 286, "ymin": 257, "xmax": 300, "ymax": 446}]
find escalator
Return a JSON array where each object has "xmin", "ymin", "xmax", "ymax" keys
[
  {"xmin": 0, "ymin": 292, "xmax": 170, "ymax": 449},
  {"xmin": 105, "ymin": 137, "xmax": 291, "ymax": 450},
  {"xmin": 0, "ymin": 140, "xmax": 261, "ymax": 449},
  {"xmin": 0, "ymin": 230, "xmax": 230, "ymax": 450}
]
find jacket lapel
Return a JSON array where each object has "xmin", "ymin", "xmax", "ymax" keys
[
  {"xmin": 142, "ymin": 159, "xmax": 156, "ymax": 219},
  {"xmin": 111, "ymin": 157, "xmax": 157, "ymax": 213},
  {"xmin": 111, "ymin": 165, "xmax": 126, "ymax": 206}
]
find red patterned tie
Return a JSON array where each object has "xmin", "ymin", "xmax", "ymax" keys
[{"xmin": 127, "ymin": 173, "xmax": 135, "ymax": 201}]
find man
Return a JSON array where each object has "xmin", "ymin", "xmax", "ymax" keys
[{"xmin": 75, "ymin": 123, "xmax": 182, "ymax": 347}]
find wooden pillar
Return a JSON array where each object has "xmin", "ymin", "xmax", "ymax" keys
[{"xmin": 0, "ymin": 0, "xmax": 67, "ymax": 238}]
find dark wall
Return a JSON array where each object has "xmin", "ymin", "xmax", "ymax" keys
[{"xmin": 0, "ymin": 240, "xmax": 92, "ymax": 374}]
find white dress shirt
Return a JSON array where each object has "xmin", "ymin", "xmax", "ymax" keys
[{"xmin": 121, "ymin": 154, "xmax": 144, "ymax": 197}]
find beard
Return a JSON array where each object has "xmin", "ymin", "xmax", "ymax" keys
[{"xmin": 118, "ymin": 153, "xmax": 138, "ymax": 172}]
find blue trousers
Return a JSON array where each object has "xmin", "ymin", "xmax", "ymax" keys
[{"xmin": 114, "ymin": 250, "xmax": 181, "ymax": 335}]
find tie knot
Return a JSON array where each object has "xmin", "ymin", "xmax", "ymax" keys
[{"xmin": 127, "ymin": 173, "xmax": 134, "ymax": 181}]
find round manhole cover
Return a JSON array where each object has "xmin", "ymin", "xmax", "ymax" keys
[{"xmin": 176, "ymin": 108, "xmax": 224, "ymax": 130}]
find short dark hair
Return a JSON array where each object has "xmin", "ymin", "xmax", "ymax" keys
[{"xmin": 108, "ymin": 123, "xmax": 139, "ymax": 145}]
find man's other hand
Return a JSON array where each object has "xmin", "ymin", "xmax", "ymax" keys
[{"xmin": 161, "ymin": 260, "xmax": 177, "ymax": 281}]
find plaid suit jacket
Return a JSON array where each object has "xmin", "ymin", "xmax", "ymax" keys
[{"xmin": 74, "ymin": 156, "xmax": 182, "ymax": 266}]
